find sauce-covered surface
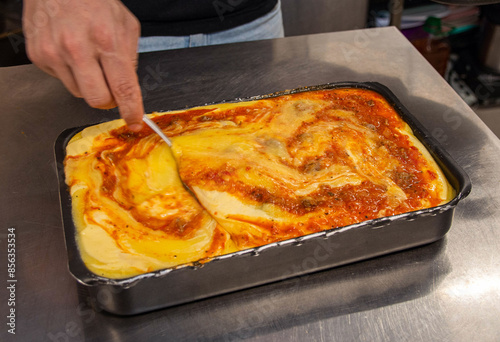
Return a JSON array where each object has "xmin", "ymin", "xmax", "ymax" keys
[
  {"xmin": 64, "ymin": 88, "xmax": 453, "ymax": 279},
  {"xmin": 5, "ymin": 27, "xmax": 496, "ymax": 341}
]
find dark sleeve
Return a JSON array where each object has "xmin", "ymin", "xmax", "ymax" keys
[{"xmin": 121, "ymin": 0, "xmax": 278, "ymax": 36}]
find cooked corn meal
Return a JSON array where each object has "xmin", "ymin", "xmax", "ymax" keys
[{"xmin": 64, "ymin": 88, "xmax": 454, "ymax": 278}]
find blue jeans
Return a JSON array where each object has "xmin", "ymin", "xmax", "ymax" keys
[{"xmin": 138, "ymin": 1, "xmax": 284, "ymax": 52}]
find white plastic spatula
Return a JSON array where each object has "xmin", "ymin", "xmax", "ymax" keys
[{"xmin": 142, "ymin": 115, "xmax": 172, "ymax": 147}]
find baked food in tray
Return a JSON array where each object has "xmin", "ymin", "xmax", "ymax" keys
[{"xmin": 63, "ymin": 85, "xmax": 454, "ymax": 279}]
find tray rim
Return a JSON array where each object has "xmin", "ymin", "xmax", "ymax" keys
[{"xmin": 54, "ymin": 81, "xmax": 472, "ymax": 287}]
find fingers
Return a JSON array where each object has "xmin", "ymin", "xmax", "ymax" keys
[
  {"xmin": 70, "ymin": 56, "xmax": 117, "ymax": 110},
  {"xmin": 26, "ymin": 37, "xmax": 83, "ymax": 100},
  {"xmin": 99, "ymin": 12, "xmax": 144, "ymax": 131},
  {"xmin": 52, "ymin": 65, "xmax": 83, "ymax": 99},
  {"xmin": 101, "ymin": 54, "xmax": 144, "ymax": 131}
]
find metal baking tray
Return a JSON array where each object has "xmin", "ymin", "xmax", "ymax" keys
[{"xmin": 54, "ymin": 82, "xmax": 471, "ymax": 315}]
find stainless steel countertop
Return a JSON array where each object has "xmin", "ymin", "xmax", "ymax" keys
[{"xmin": 1, "ymin": 27, "xmax": 499, "ymax": 342}]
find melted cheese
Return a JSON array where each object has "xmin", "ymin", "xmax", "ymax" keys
[
  {"xmin": 65, "ymin": 123, "xmax": 237, "ymax": 278},
  {"xmin": 64, "ymin": 88, "xmax": 454, "ymax": 278}
]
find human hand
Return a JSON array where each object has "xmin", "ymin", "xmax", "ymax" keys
[{"xmin": 23, "ymin": 0, "xmax": 144, "ymax": 131}]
